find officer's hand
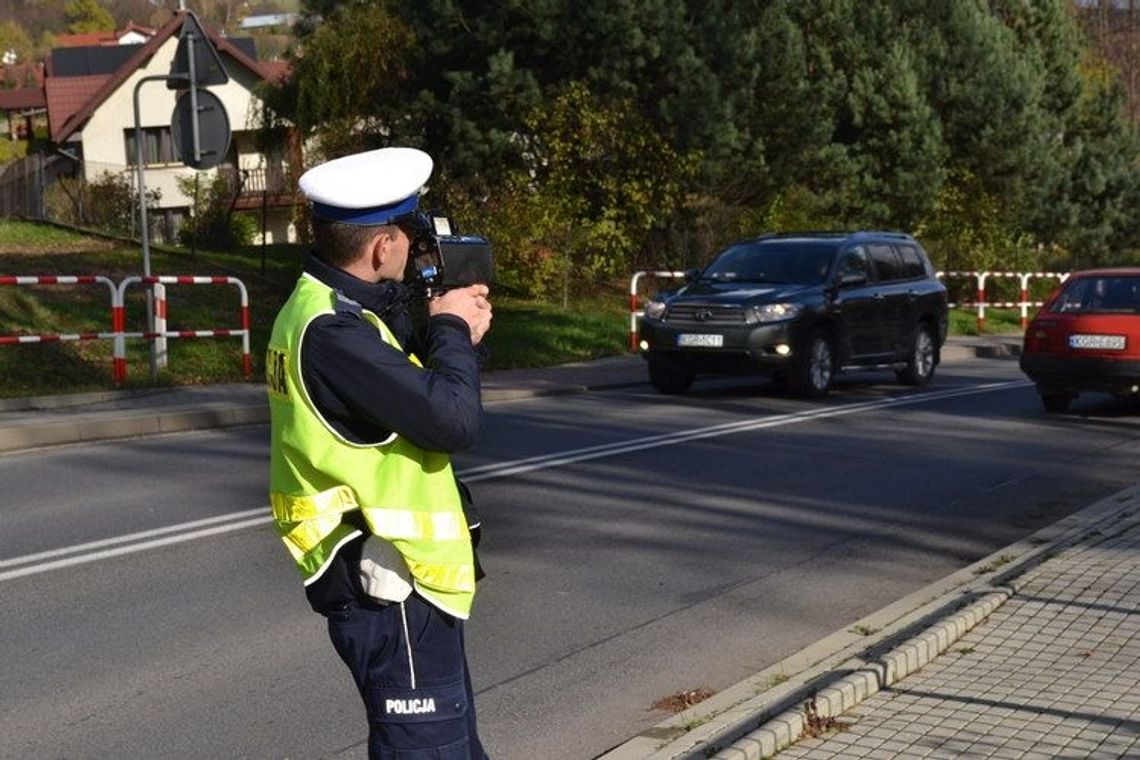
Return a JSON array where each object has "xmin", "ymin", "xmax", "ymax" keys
[{"xmin": 429, "ymin": 285, "xmax": 493, "ymax": 345}]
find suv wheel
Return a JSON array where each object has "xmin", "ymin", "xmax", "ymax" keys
[
  {"xmin": 790, "ymin": 330, "xmax": 834, "ymax": 398},
  {"xmin": 896, "ymin": 324, "xmax": 937, "ymax": 386},
  {"xmin": 648, "ymin": 355, "xmax": 694, "ymax": 395}
]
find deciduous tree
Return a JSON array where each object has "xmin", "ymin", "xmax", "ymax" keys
[
  {"xmin": 0, "ymin": 20, "xmax": 32, "ymax": 65},
  {"xmin": 64, "ymin": 0, "xmax": 114, "ymax": 33}
]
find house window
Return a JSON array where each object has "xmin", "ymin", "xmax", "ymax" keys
[{"xmin": 124, "ymin": 127, "xmax": 177, "ymax": 166}]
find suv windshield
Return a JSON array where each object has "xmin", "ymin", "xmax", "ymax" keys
[
  {"xmin": 1050, "ymin": 275, "xmax": 1140, "ymax": 314},
  {"xmin": 701, "ymin": 241, "xmax": 838, "ymax": 286}
]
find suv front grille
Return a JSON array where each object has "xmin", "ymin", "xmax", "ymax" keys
[{"xmin": 664, "ymin": 303, "xmax": 746, "ymax": 326}]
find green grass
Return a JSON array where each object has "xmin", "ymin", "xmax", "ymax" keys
[
  {"xmin": 0, "ymin": 235, "xmax": 292, "ymax": 395},
  {"xmin": 0, "ymin": 224, "xmax": 630, "ymax": 397},
  {"xmin": 948, "ymin": 306, "xmax": 1024, "ymax": 336},
  {"xmin": 482, "ymin": 294, "xmax": 628, "ymax": 370},
  {"xmin": 0, "ymin": 219, "xmax": 102, "ymax": 249},
  {"xmin": 0, "ymin": 140, "xmax": 28, "ymax": 165}
]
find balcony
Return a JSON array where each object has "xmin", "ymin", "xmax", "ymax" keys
[{"xmin": 216, "ymin": 165, "xmax": 297, "ymax": 210}]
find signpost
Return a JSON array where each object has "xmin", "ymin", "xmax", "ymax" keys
[{"xmin": 132, "ymin": 10, "xmax": 230, "ymax": 378}]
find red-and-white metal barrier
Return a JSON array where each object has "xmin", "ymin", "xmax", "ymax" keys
[
  {"xmin": 628, "ymin": 270, "xmax": 686, "ymax": 351},
  {"xmin": 0, "ymin": 274, "xmax": 251, "ymax": 385},
  {"xmin": 0, "ymin": 276, "xmax": 119, "ymax": 352},
  {"xmin": 117, "ymin": 276, "xmax": 251, "ymax": 384},
  {"xmin": 629, "ymin": 270, "xmax": 679, "ymax": 350},
  {"xmin": 627, "ymin": 269, "xmax": 1074, "ymax": 352},
  {"xmin": 936, "ymin": 271, "xmax": 1069, "ymax": 331}
]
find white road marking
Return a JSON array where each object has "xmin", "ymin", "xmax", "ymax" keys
[
  {"xmin": 1, "ymin": 380, "xmax": 1029, "ymax": 581},
  {"xmin": 0, "ymin": 516, "xmax": 271, "ymax": 582},
  {"xmin": 459, "ymin": 381, "xmax": 1027, "ymax": 482},
  {"xmin": 0, "ymin": 507, "xmax": 267, "ymax": 570}
]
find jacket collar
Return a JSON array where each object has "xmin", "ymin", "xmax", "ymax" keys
[{"xmin": 303, "ymin": 252, "xmax": 408, "ymax": 318}]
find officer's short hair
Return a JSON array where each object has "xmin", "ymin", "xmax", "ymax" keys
[{"xmin": 311, "ymin": 218, "xmax": 396, "ymax": 268}]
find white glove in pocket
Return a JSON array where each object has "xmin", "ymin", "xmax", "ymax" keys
[{"xmin": 358, "ymin": 535, "xmax": 413, "ymax": 603}]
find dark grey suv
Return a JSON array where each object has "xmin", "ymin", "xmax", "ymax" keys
[{"xmin": 638, "ymin": 231, "xmax": 949, "ymax": 396}]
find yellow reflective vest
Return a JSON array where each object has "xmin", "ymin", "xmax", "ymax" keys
[{"xmin": 267, "ymin": 273, "xmax": 476, "ymax": 619}]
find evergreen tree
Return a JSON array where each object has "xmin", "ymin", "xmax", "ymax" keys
[
  {"xmin": 263, "ymin": 0, "xmax": 1140, "ymax": 278},
  {"xmin": 786, "ymin": 0, "xmax": 947, "ymax": 228},
  {"xmin": 1053, "ymin": 58, "xmax": 1140, "ymax": 266}
]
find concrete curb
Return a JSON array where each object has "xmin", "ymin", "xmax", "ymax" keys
[
  {"xmin": 0, "ymin": 379, "xmax": 645, "ymax": 453},
  {"xmin": 599, "ymin": 484, "xmax": 1140, "ymax": 760},
  {"xmin": 0, "ymin": 384, "xmax": 626, "ymax": 454},
  {"xmin": 0, "ymin": 338, "xmax": 1022, "ymax": 454},
  {"xmin": 0, "ymin": 388, "xmax": 165, "ymax": 412},
  {"xmin": 710, "ymin": 589, "xmax": 1014, "ymax": 760},
  {"xmin": 0, "ymin": 403, "xmax": 270, "ymax": 452},
  {"xmin": 939, "ymin": 339, "xmax": 1020, "ymax": 363}
]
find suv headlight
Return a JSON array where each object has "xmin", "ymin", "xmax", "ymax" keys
[
  {"xmin": 745, "ymin": 303, "xmax": 803, "ymax": 324},
  {"xmin": 644, "ymin": 300, "xmax": 667, "ymax": 320}
]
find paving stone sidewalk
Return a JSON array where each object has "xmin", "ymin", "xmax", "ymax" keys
[{"xmin": 775, "ymin": 520, "xmax": 1140, "ymax": 760}]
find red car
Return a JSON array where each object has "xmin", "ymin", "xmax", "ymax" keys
[{"xmin": 1020, "ymin": 268, "xmax": 1140, "ymax": 412}]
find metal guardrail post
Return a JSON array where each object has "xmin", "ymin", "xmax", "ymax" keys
[
  {"xmin": 116, "ymin": 275, "xmax": 251, "ymax": 382},
  {"xmin": 628, "ymin": 270, "xmax": 687, "ymax": 352}
]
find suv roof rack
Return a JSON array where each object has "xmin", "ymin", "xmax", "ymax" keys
[
  {"xmin": 851, "ymin": 230, "xmax": 914, "ymax": 240},
  {"xmin": 754, "ymin": 230, "xmax": 915, "ymax": 241},
  {"xmin": 756, "ymin": 231, "xmax": 848, "ymax": 239}
]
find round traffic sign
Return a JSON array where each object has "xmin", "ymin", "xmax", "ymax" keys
[{"xmin": 170, "ymin": 88, "xmax": 231, "ymax": 170}]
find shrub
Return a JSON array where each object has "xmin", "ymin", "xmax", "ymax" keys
[
  {"xmin": 178, "ymin": 173, "xmax": 255, "ymax": 250},
  {"xmin": 43, "ymin": 169, "xmax": 158, "ymax": 235}
]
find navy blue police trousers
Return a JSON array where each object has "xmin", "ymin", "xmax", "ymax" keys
[{"xmin": 327, "ymin": 593, "xmax": 489, "ymax": 759}]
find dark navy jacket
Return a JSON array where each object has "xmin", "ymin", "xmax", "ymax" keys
[{"xmin": 297, "ymin": 254, "xmax": 484, "ymax": 613}]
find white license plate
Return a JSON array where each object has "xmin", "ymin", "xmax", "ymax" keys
[
  {"xmin": 677, "ymin": 333, "xmax": 723, "ymax": 348},
  {"xmin": 1068, "ymin": 334, "xmax": 1126, "ymax": 350}
]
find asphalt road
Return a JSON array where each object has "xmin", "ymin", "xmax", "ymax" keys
[{"xmin": 1, "ymin": 358, "xmax": 1138, "ymax": 760}]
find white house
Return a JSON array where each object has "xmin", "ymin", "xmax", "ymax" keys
[
  {"xmin": 239, "ymin": 13, "xmax": 299, "ymax": 30},
  {"xmin": 45, "ymin": 12, "xmax": 296, "ymax": 245},
  {"xmin": 53, "ymin": 21, "xmax": 158, "ymax": 48}
]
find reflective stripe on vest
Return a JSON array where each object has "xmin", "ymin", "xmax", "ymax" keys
[{"xmin": 267, "ymin": 274, "xmax": 475, "ymax": 617}]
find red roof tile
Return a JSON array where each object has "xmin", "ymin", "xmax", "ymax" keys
[
  {"xmin": 54, "ymin": 32, "xmax": 117, "ymax": 48},
  {"xmin": 45, "ymin": 74, "xmax": 110, "ymax": 141},
  {"xmin": 0, "ymin": 88, "xmax": 46, "ymax": 110}
]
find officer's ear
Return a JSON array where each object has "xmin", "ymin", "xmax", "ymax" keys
[{"xmin": 365, "ymin": 226, "xmax": 392, "ymax": 270}]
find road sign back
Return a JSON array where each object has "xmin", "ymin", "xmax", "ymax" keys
[
  {"xmin": 168, "ymin": 11, "xmax": 229, "ymax": 89},
  {"xmin": 171, "ymin": 88, "xmax": 231, "ymax": 170}
]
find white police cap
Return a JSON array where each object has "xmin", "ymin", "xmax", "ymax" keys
[{"xmin": 299, "ymin": 147, "xmax": 433, "ymax": 226}]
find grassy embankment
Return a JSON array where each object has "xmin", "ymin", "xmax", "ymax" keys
[
  {"xmin": 0, "ymin": 220, "xmax": 1025, "ymax": 398},
  {"xmin": 948, "ymin": 305, "xmax": 1022, "ymax": 335},
  {"xmin": 0, "ymin": 220, "xmax": 627, "ymax": 397}
]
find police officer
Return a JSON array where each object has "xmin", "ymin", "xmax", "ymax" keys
[{"xmin": 266, "ymin": 147, "xmax": 492, "ymax": 758}]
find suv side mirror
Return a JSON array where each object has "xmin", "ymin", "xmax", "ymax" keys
[
  {"xmin": 683, "ymin": 268, "xmax": 701, "ymax": 283},
  {"xmin": 839, "ymin": 272, "xmax": 868, "ymax": 287}
]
